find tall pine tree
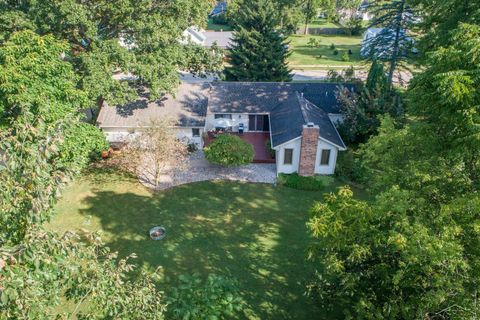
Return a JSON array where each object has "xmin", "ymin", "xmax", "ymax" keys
[
  {"xmin": 364, "ymin": 0, "xmax": 416, "ymax": 89},
  {"xmin": 225, "ymin": 0, "xmax": 292, "ymax": 82}
]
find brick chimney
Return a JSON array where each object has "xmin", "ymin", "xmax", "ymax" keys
[{"xmin": 298, "ymin": 123, "xmax": 319, "ymax": 176}]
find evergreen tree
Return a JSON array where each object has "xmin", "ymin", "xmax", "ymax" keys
[
  {"xmin": 225, "ymin": 0, "xmax": 292, "ymax": 82},
  {"xmin": 364, "ymin": 0, "xmax": 416, "ymax": 89}
]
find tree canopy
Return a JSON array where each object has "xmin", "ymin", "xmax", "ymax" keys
[{"xmin": 225, "ymin": 0, "xmax": 292, "ymax": 81}]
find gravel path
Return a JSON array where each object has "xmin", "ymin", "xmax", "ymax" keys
[{"xmin": 139, "ymin": 151, "xmax": 277, "ymax": 190}]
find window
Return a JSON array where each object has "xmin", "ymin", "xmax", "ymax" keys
[
  {"xmin": 284, "ymin": 149, "xmax": 293, "ymax": 165},
  {"xmin": 192, "ymin": 128, "xmax": 200, "ymax": 137},
  {"xmin": 214, "ymin": 114, "xmax": 232, "ymax": 119},
  {"xmin": 320, "ymin": 149, "xmax": 331, "ymax": 166}
]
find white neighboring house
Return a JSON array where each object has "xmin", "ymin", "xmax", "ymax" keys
[{"xmin": 97, "ymin": 82, "xmax": 354, "ymax": 176}]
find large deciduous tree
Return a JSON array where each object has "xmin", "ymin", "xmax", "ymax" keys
[
  {"xmin": 0, "ymin": 0, "xmax": 222, "ymax": 114},
  {"xmin": 225, "ymin": 0, "xmax": 292, "ymax": 81},
  {"xmin": 307, "ymin": 187, "xmax": 477, "ymax": 319},
  {"xmin": 0, "ymin": 31, "xmax": 107, "ymax": 245}
]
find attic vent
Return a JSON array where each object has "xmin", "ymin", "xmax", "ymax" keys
[{"xmin": 307, "ymin": 122, "xmax": 315, "ymax": 127}]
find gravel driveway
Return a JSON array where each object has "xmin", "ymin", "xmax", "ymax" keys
[{"xmin": 139, "ymin": 151, "xmax": 277, "ymax": 191}]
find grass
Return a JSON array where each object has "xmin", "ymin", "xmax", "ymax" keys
[
  {"xmin": 288, "ymin": 34, "xmax": 363, "ymax": 67},
  {"xmin": 307, "ymin": 18, "xmax": 341, "ymax": 29},
  {"xmin": 207, "ymin": 18, "xmax": 233, "ymax": 31},
  {"xmin": 48, "ymin": 169, "xmax": 368, "ymax": 319}
]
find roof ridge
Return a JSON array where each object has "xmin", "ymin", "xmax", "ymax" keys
[{"xmin": 296, "ymin": 92, "xmax": 309, "ymax": 124}]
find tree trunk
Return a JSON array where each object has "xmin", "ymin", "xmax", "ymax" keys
[{"xmin": 387, "ymin": 0, "xmax": 406, "ymax": 91}]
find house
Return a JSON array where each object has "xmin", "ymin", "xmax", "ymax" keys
[
  {"xmin": 97, "ymin": 82, "xmax": 354, "ymax": 176},
  {"xmin": 209, "ymin": 1, "xmax": 228, "ymax": 17}
]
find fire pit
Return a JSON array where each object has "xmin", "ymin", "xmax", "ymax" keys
[{"xmin": 149, "ymin": 226, "xmax": 166, "ymax": 240}]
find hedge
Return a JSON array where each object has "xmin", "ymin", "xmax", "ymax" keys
[{"xmin": 277, "ymin": 173, "xmax": 333, "ymax": 191}]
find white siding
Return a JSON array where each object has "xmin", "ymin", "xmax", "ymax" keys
[
  {"xmin": 205, "ymin": 113, "xmax": 251, "ymax": 132},
  {"xmin": 314, "ymin": 140, "xmax": 338, "ymax": 175},
  {"xmin": 275, "ymin": 138, "xmax": 301, "ymax": 174},
  {"xmin": 101, "ymin": 127, "xmax": 204, "ymax": 147}
]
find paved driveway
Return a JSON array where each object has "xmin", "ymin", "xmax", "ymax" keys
[{"xmin": 139, "ymin": 151, "xmax": 277, "ymax": 190}]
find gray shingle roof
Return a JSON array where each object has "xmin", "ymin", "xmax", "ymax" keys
[
  {"xmin": 208, "ymin": 82, "xmax": 355, "ymax": 114},
  {"xmin": 96, "ymin": 83, "xmax": 209, "ymax": 128},
  {"xmin": 270, "ymin": 93, "xmax": 346, "ymax": 149}
]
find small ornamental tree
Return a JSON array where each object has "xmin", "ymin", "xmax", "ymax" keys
[
  {"xmin": 123, "ymin": 119, "xmax": 189, "ymax": 187},
  {"xmin": 204, "ymin": 134, "xmax": 254, "ymax": 166}
]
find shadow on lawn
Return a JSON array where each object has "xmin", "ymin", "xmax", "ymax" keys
[{"xmin": 78, "ymin": 181, "xmax": 325, "ymax": 319}]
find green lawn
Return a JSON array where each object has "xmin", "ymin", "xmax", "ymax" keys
[
  {"xmin": 48, "ymin": 169, "xmax": 367, "ymax": 319},
  {"xmin": 288, "ymin": 34, "xmax": 364, "ymax": 67},
  {"xmin": 207, "ymin": 18, "xmax": 233, "ymax": 31},
  {"xmin": 307, "ymin": 18, "xmax": 341, "ymax": 29}
]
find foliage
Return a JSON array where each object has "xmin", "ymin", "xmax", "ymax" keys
[
  {"xmin": 307, "ymin": 187, "xmax": 475, "ymax": 319},
  {"xmin": 58, "ymin": 123, "xmax": 109, "ymax": 171},
  {"xmin": 278, "ymin": 173, "xmax": 333, "ymax": 191},
  {"xmin": 334, "ymin": 149, "xmax": 365, "ymax": 182},
  {"xmin": 409, "ymin": 0, "xmax": 480, "ymax": 50},
  {"xmin": 336, "ymin": 61, "xmax": 403, "ymax": 144},
  {"xmin": 123, "ymin": 119, "xmax": 188, "ymax": 187},
  {"xmin": 360, "ymin": 25, "xmax": 480, "ymax": 200},
  {"xmin": 0, "ymin": 0, "xmax": 222, "ymax": 109},
  {"xmin": 168, "ymin": 274, "xmax": 244, "ymax": 320},
  {"xmin": 266, "ymin": 140, "xmax": 275, "ymax": 158},
  {"xmin": 0, "ymin": 32, "xmax": 88, "ymax": 245},
  {"xmin": 225, "ymin": 0, "xmax": 292, "ymax": 82},
  {"xmin": 364, "ymin": 0, "xmax": 416, "ymax": 89},
  {"xmin": 307, "ymin": 37, "xmax": 322, "ymax": 47},
  {"xmin": 341, "ymin": 51, "xmax": 349, "ymax": 61},
  {"xmin": 204, "ymin": 134, "xmax": 254, "ymax": 166},
  {"xmin": 0, "ymin": 230, "xmax": 166, "ymax": 319}
]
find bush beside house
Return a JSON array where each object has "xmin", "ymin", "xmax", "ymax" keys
[
  {"xmin": 204, "ymin": 134, "xmax": 254, "ymax": 166},
  {"xmin": 278, "ymin": 173, "xmax": 333, "ymax": 191}
]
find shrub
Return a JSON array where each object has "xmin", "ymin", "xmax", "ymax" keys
[
  {"xmin": 330, "ymin": 43, "xmax": 335, "ymax": 50},
  {"xmin": 168, "ymin": 274, "xmax": 244, "ymax": 320},
  {"xmin": 333, "ymin": 49, "xmax": 339, "ymax": 55},
  {"xmin": 341, "ymin": 51, "xmax": 350, "ymax": 61},
  {"xmin": 59, "ymin": 123, "xmax": 109, "ymax": 170},
  {"xmin": 187, "ymin": 142, "xmax": 198, "ymax": 153},
  {"xmin": 334, "ymin": 149, "xmax": 366, "ymax": 183},
  {"xmin": 204, "ymin": 134, "xmax": 254, "ymax": 166},
  {"xmin": 307, "ymin": 38, "xmax": 321, "ymax": 47},
  {"xmin": 277, "ymin": 173, "xmax": 333, "ymax": 191},
  {"xmin": 265, "ymin": 140, "xmax": 275, "ymax": 158}
]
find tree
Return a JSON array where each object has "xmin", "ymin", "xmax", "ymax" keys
[
  {"xmin": 122, "ymin": 119, "xmax": 189, "ymax": 187},
  {"xmin": 301, "ymin": 0, "xmax": 322, "ymax": 34},
  {"xmin": 409, "ymin": 0, "xmax": 480, "ymax": 50},
  {"xmin": 204, "ymin": 134, "xmax": 254, "ymax": 166},
  {"xmin": 335, "ymin": 61, "xmax": 403, "ymax": 144},
  {"xmin": 225, "ymin": 0, "xmax": 292, "ymax": 82},
  {"xmin": 336, "ymin": 0, "xmax": 363, "ymax": 35},
  {"xmin": 0, "ymin": 0, "xmax": 222, "ymax": 113},
  {"xmin": 168, "ymin": 274, "xmax": 244, "ymax": 319},
  {"xmin": 0, "ymin": 230, "xmax": 166, "ymax": 319},
  {"xmin": 0, "ymin": 31, "xmax": 106, "ymax": 245},
  {"xmin": 364, "ymin": 0, "xmax": 416, "ymax": 89},
  {"xmin": 307, "ymin": 187, "xmax": 475, "ymax": 319},
  {"xmin": 359, "ymin": 24, "xmax": 480, "ymax": 201}
]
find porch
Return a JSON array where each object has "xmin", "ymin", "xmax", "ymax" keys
[{"xmin": 204, "ymin": 132, "xmax": 275, "ymax": 164}]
